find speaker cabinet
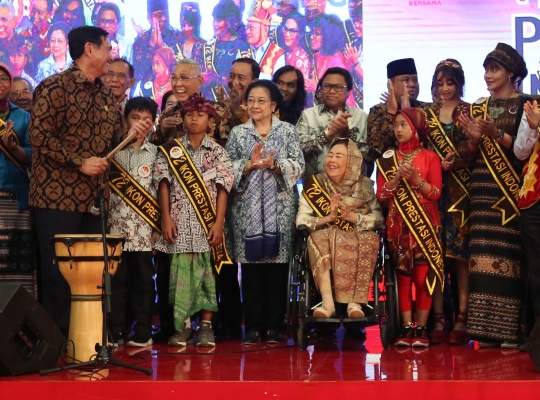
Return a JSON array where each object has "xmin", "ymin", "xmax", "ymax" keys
[{"xmin": 0, "ymin": 284, "xmax": 65, "ymax": 376}]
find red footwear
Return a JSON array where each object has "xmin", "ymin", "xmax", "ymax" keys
[
  {"xmin": 412, "ymin": 326, "xmax": 430, "ymax": 347},
  {"xmin": 395, "ymin": 324, "xmax": 414, "ymax": 347},
  {"xmin": 449, "ymin": 313, "xmax": 469, "ymax": 345},
  {"xmin": 430, "ymin": 312, "xmax": 447, "ymax": 344}
]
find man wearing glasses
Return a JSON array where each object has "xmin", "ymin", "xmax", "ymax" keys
[
  {"xmin": 131, "ymin": 0, "xmax": 183, "ymax": 82},
  {"xmin": 0, "ymin": 2, "xmax": 23, "ymax": 67},
  {"xmin": 245, "ymin": 0, "xmax": 285, "ymax": 80},
  {"xmin": 103, "ymin": 58, "xmax": 136, "ymax": 128},
  {"xmin": 297, "ymin": 67, "xmax": 368, "ymax": 179},
  {"xmin": 96, "ymin": 3, "xmax": 132, "ymax": 62},
  {"xmin": 304, "ymin": 0, "xmax": 327, "ymax": 23},
  {"xmin": 9, "ymin": 77, "xmax": 34, "ymax": 112}
]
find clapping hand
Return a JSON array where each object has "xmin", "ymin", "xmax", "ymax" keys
[
  {"xmin": 328, "ymin": 111, "xmax": 352, "ymax": 137},
  {"xmin": 2, "ymin": 121, "xmax": 16, "ymax": 151},
  {"xmin": 457, "ymin": 114, "xmax": 482, "ymax": 142},
  {"xmin": 329, "ymin": 193, "xmax": 341, "ymax": 221},
  {"xmin": 441, "ymin": 151, "xmax": 456, "ymax": 171},
  {"xmin": 399, "ymin": 163, "xmax": 420, "ymax": 185},
  {"xmin": 250, "ymin": 142, "xmax": 276, "ymax": 170},
  {"xmin": 524, "ymin": 100, "xmax": 540, "ymax": 130},
  {"xmin": 384, "ymin": 79, "xmax": 398, "ymax": 115}
]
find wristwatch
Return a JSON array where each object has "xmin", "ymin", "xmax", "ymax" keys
[{"xmin": 270, "ymin": 160, "xmax": 278, "ymax": 171}]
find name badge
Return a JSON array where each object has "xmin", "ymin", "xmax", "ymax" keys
[{"xmin": 202, "ymin": 168, "xmax": 217, "ymax": 182}]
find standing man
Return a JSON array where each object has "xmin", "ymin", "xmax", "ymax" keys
[
  {"xmin": 246, "ymin": 0, "xmax": 285, "ymax": 80},
  {"xmin": 297, "ymin": 67, "xmax": 368, "ymax": 179},
  {"xmin": 103, "ymin": 57, "xmax": 136, "ymax": 127},
  {"xmin": 131, "ymin": 0, "xmax": 184, "ymax": 82},
  {"xmin": 367, "ymin": 58, "xmax": 423, "ymax": 165},
  {"xmin": 29, "ymin": 26, "xmax": 152, "ymax": 337},
  {"xmin": 223, "ymin": 58, "xmax": 260, "ymax": 127}
]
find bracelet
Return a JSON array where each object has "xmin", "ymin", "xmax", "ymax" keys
[
  {"xmin": 383, "ymin": 181, "xmax": 397, "ymax": 192},
  {"xmin": 411, "ymin": 178, "xmax": 425, "ymax": 190},
  {"xmin": 495, "ymin": 130, "xmax": 505, "ymax": 142},
  {"xmin": 355, "ymin": 213, "xmax": 363, "ymax": 226}
]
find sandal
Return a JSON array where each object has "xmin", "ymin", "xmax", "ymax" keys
[
  {"xmin": 347, "ymin": 305, "xmax": 365, "ymax": 318},
  {"xmin": 449, "ymin": 312, "xmax": 469, "ymax": 345},
  {"xmin": 430, "ymin": 312, "xmax": 447, "ymax": 345},
  {"xmin": 313, "ymin": 305, "xmax": 335, "ymax": 318}
]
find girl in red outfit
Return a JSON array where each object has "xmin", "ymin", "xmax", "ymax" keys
[{"xmin": 376, "ymin": 108, "xmax": 443, "ymax": 348}]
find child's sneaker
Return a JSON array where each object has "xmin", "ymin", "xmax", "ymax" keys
[
  {"xmin": 127, "ymin": 331, "xmax": 153, "ymax": 347},
  {"xmin": 196, "ymin": 322, "xmax": 215, "ymax": 347},
  {"xmin": 411, "ymin": 326, "xmax": 430, "ymax": 347},
  {"xmin": 168, "ymin": 328, "xmax": 192, "ymax": 347},
  {"xmin": 395, "ymin": 323, "xmax": 414, "ymax": 347}
]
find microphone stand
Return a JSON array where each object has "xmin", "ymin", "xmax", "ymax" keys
[{"xmin": 40, "ymin": 191, "xmax": 152, "ymax": 376}]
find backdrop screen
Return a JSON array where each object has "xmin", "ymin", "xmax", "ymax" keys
[{"xmin": 1, "ymin": 0, "xmax": 539, "ymax": 110}]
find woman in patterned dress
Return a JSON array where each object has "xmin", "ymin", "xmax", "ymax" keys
[
  {"xmin": 421, "ymin": 59, "xmax": 471, "ymax": 345},
  {"xmin": 457, "ymin": 43, "xmax": 534, "ymax": 348},
  {"xmin": 225, "ymin": 80, "xmax": 304, "ymax": 345},
  {"xmin": 296, "ymin": 138, "xmax": 383, "ymax": 319}
]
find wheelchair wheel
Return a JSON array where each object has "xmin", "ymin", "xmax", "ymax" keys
[
  {"xmin": 386, "ymin": 267, "xmax": 400, "ymax": 340},
  {"xmin": 287, "ymin": 255, "xmax": 301, "ymax": 341},
  {"xmin": 297, "ymin": 324, "xmax": 308, "ymax": 350},
  {"xmin": 380, "ymin": 318, "xmax": 390, "ymax": 349}
]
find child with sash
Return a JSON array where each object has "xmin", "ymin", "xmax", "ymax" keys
[
  {"xmin": 108, "ymin": 97, "xmax": 160, "ymax": 347},
  {"xmin": 154, "ymin": 93, "xmax": 234, "ymax": 348},
  {"xmin": 376, "ymin": 108, "xmax": 443, "ymax": 348}
]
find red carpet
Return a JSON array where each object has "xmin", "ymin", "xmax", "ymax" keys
[{"xmin": 2, "ymin": 327, "xmax": 540, "ymax": 399}]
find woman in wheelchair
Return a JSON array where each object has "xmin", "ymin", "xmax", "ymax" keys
[
  {"xmin": 376, "ymin": 108, "xmax": 443, "ymax": 348},
  {"xmin": 296, "ymin": 138, "xmax": 384, "ymax": 319}
]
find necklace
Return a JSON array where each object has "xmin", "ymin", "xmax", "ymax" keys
[
  {"xmin": 488, "ymin": 96, "xmax": 513, "ymax": 119},
  {"xmin": 398, "ymin": 148, "xmax": 422, "ymax": 164}
]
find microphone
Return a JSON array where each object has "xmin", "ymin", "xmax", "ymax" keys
[{"xmin": 90, "ymin": 174, "xmax": 106, "ymax": 216}]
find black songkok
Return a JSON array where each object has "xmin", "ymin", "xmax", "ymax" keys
[{"xmin": 386, "ymin": 58, "xmax": 418, "ymax": 79}]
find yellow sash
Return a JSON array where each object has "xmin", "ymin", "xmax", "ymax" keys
[
  {"xmin": 302, "ymin": 175, "xmax": 355, "ymax": 232},
  {"xmin": 376, "ymin": 153, "xmax": 444, "ymax": 294},
  {"xmin": 159, "ymin": 139, "xmax": 233, "ymax": 274},
  {"xmin": 426, "ymin": 109, "xmax": 471, "ymax": 226},
  {"xmin": 470, "ymin": 98, "xmax": 521, "ymax": 225},
  {"xmin": 108, "ymin": 159, "xmax": 161, "ymax": 233}
]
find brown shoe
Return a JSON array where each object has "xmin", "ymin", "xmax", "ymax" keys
[
  {"xmin": 449, "ymin": 312, "xmax": 469, "ymax": 345},
  {"xmin": 430, "ymin": 312, "xmax": 447, "ymax": 344}
]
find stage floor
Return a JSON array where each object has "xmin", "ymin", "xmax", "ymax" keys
[{"xmin": 2, "ymin": 327, "xmax": 540, "ymax": 399}]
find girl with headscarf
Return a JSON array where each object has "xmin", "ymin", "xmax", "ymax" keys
[
  {"xmin": 296, "ymin": 138, "xmax": 383, "ymax": 319},
  {"xmin": 377, "ymin": 108, "xmax": 443, "ymax": 348},
  {"xmin": 134, "ymin": 47, "xmax": 176, "ymax": 109},
  {"xmin": 457, "ymin": 43, "xmax": 536, "ymax": 348},
  {"xmin": 421, "ymin": 59, "xmax": 471, "ymax": 345}
]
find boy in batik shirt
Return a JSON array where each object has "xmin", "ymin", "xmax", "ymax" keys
[
  {"xmin": 108, "ymin": 97, "xmax": 160, "ymax": 347},
  {"xmin": 153, "ymin": 94, "xmax": 234, "ymax": 348}
]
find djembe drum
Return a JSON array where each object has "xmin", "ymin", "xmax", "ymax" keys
[{"xmin": 52, "ymin": 234, "xmax": 124, "ymax": 363}]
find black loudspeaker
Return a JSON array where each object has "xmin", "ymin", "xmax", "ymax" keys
[{"xmin": 0, "ymin": 284, "xmax": 65, "ymax": 376}]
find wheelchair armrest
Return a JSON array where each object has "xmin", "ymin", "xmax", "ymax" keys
[
  {"xmin": 376, "ymin": 222, "xmax": 387, "ymax": 239},
  {"xmin": 297, "ymin": 224, "xmax": 309, "ymax": 238}
]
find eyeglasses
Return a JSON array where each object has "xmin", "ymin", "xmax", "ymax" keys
[
  {"xmin": 246, "ymin": 24, "xmax": 262, "ymax": 32},
  {"xmin": 247, "ymin": 98, "xmax": 269, "ymax": 106},
  {"xmin": 10, "ymin": 89, "xmax": 32, "ymax": 99},
  {"xmin": 0, "ymin": 76, "xmax": 10, "ymax": 83},
  {"xmin": 106, "ymin": 71, "xmax": 129, "ymax": 80},
  {"xmin": 283, "ymin": 27, "xmax": 300, "ymax": 36},
  {"xmin": 321, "ymin": 84, "xmax": 348, "ymax": 93},
  {"xmin": 0, "ymin": 16, "xmax": 14, "ymax": 23},
  {"xmin": 99, "ymin": 18, "xmax": 118, "ymax": 26},
  {"xmin": 171, "ymin": 75, "xmax": 200, "ymax": 84},
  {"xmin": 309, "ymin": 30, "xmax": 322, "ymax": 37},
  {"xmin": 306, "ymin": 8, "xmax": 320, "ymax": 16}
]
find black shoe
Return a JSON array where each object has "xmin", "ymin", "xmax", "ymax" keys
[
  {"xmin": 109, "ymin": 331, "xmax": 124, "ymax": 347},
  {"xmin": 266, "ymin": 329, "xmax": 282, "ymax": 344},
  {"xmin": 412, "ymin": 326, "xmax": 429, "ymax": 347},
  {"xmin": 126, "ymin": 331, "xmax": 153, "ymax": 348},
  {"xmin": 395, "ymin": 324, "xmax": 414, "ymax": 347},
  {"xmin": 242, "ymin": 330, "xmax": 261, "ymax": 345}
]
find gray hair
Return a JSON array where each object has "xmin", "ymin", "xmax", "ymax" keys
[
  {"xmin": 0, "ymin": 1, "xmax": 15, "ymax": 18},
  {"xmin": 13, "ymin": 77, "xmax": 34, "ymax": 91},
  {"xmin": 175, "ymin": 59, "xmax": 201, "ymax": 76}
]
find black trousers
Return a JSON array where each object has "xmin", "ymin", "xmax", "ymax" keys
[
  {"xmin": 34, "ymin": 208, "xmax": 101, "ymax": 334},
  {"xmin": 111, "ymin": 251, "xmax": 155, "ymax": 336},
  {"xmin": 242, "ymin": 263, "xmax": 288, "ymax": 334},
  {"xmin": 214, "ymin": 262, "xmax": 242, "ymax": 335},
  {"xmin": 156, "ymin": 251, "xmax": 174, "ymax": 337},
  {"xmin": 521, "ymin": 201, "xmax": 540, "ymax": 322}
]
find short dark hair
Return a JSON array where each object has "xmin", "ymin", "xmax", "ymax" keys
[
  {"xmin": 272, "ymin": 65, "xmax": 306, "ymax": 125},
  {"xmin": 124, "ymin": 96, "xmax": 158, "ymax": 122},
  {"xmin": 244, "ymin": 79, "xmax": 283, "ymax": 110},
  {"xmin": 97, "ymin": 2, "xmax": 121, "ymax": 21},
  {"xmin": 111, "ymin": 57, "xmax": 134, "ymax": 78},
  {"xmin": 13, "ymin": 76, "xmax": 34, "ymax": 91},
  {"xmin": 161, "ymin": 90, "xmax": 175, "ymax": 112},
  {"xmin": 232, "ymin": 57, "xmax": 260, "ymax": 79},
  {"xmin": 320, "ymin": 67, "xmax": 353, "ymax": 91},
  {"xmin": 68, "ymin": 26, "xmax": 109, "ymax": 61},
  {"xmin": 47, "ymin": 21, "xmax": 71, "ymax": 41}
]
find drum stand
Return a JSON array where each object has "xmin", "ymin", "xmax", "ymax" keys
[{"xmin": 40, "ymin": 194, "xmax": 153, "ymax": 376}]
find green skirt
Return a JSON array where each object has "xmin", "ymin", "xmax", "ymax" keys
[{"xmin": 169, "ymin": 252, "xmax": 217, "ymax": 332}]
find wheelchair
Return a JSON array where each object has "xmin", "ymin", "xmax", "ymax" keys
[{"xmin": 286, "ymin": 224, "xmax": 400, "ymax": 350}]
